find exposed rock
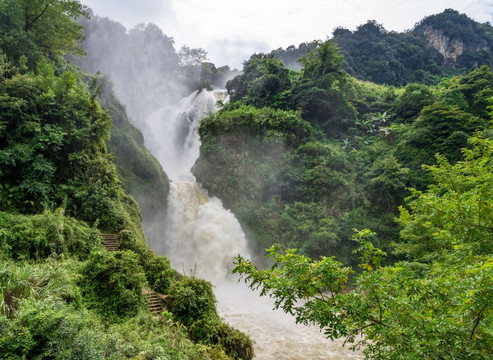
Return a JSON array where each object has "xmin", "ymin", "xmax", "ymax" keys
[{"xmin": 421, "ymin": 25, "xmax": 490, "ymax": 65}]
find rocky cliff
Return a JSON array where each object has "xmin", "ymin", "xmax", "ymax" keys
[{"xmin": 420, "ymin": 25, "xmax": 490, "ymax": 65}]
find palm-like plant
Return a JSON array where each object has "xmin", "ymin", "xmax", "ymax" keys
[{"xmin": 0, "ymin": 262, "xmax": 51, "ymax": 318}]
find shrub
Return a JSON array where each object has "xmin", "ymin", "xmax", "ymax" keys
[
  {"xmin": 0, "ymin": 210, "xmax": 101, "ymax": 260},
  {"xmin": 79, "ymin": 250, "xmax": 147, "ymax": 321},
  {"xmin": 119, "ymin": 229, "xmax": 182, "ymax": 294},
  {"xmin": 0, "ymin": 297, "xmax": 108, "ymax": 360},
  {"xmin": 167, "ymin": 277, "xmax": 217, "ymax": 327}
]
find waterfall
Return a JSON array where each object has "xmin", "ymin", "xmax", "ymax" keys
[
  {"xmin": 146, "ymin": 89, "xmax": 250, "ymax": 283},
  {"xmin": 164, "ymin": 181, "xmax": 249, "ymax": 282},
  {"xmin": 145, "ymin": 89, "xmax": 227, "ymax": 181},
  {"xmin": 147, "ymin": 89, "xmax": 361, "ymax": 359}
]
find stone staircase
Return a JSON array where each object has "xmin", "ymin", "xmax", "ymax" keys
[
  {"xmin": 144, "ymin": 288, "xmax": 166, "ymax": 316},
  {"xmin": 100, "ymin": 233, "xmax": 119, "ymax": 251}
]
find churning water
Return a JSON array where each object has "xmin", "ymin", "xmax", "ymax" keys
[{"xmin": 147, "ymin": 90, "xmax": 361, "ymax": 359}]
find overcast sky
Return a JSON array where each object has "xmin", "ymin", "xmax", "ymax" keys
[{"xmin": 82, "ymin": 0, "xmax": 493, "ymax": 69}]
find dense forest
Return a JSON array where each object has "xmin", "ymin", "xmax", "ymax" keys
[
  {"xmin": 193, "ymin": 11, "xmax": 493, "ymax": 360},
  {"xmin": 272, "ymin": 9, "xmax": 493, "ymax": 86},
  {"xmin": 0, "ymin": 1, "xmax": 492, "ymax": 359}
]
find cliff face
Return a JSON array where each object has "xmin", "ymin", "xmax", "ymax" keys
[{"xmin": 421, "ymin": 25, "xmax": 490, "ymax": 65}]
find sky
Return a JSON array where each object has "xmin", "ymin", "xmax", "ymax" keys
[{"xmin": 82, "ymin": 0, "xmax": 493, "ymax": 69}]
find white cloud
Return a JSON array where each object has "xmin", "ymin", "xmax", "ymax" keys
[
  {"xmin": 81, "ymin": 0, "xmax": 493, "ymax": 68},
  {"xmin": 83, "ymin": 0, "xmax": 176, "ymax": 28}
]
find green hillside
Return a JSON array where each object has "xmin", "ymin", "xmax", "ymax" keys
[
  {"xmin": 1, "ymin": 1, "xmax": 491, "ymax": 359},
  {"xmin": 0, "ymin": 1, "xmax": 252, "ymax": 359},
  {"xmin": 196, "ymin": 38, "xmax": 493, "ymax": 358}
]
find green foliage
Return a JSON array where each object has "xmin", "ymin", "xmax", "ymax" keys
[
  {"xmin": 226, "ymin": 54, "xmax": 291, "ymax": 108},
  {"xmin": 167, "ymin": 277, "xmax": 254, "ymax": 359},
  {"xmin": 190, "ymin": 319, "xmax": 254, "ymax": 360},
  {"xmin": 0, "ymin": 209, "xmax": 101, "ymax": 260},
  {"xmin": 1, "ymin": 295, "xmax": 228, "ymax": 360},
  {"xmin": 390, "ymin": 67, "xmax": 492, "ymax": 191},
  {"xmin": 415, "ymin": 102, "xmax": 484, "ymax": 159},
  {"xmin": 396, "ymin": 136, "xmax": 493, "ymax": 261},
  {"xmin": 0, "ymin": 259, "xmax": 81, "ymax": 319},
  {"xmin": 0, "ymin": 298, "xmax": 106, "ymax": 360},
  {"xmin": 392, "ymin": 83, "xmax": 435, "ymax": 122},
  {"xmin": 366, "ymin": 152, "xmax": 410, "ymax": 211},
  {"xmin": 278, "ymin": 202, "xmax": 341, "ymax": 257},
  {"xmin": 79, "ymin": 250, "xmax": 147, "ymax": 321},
  {"xmin": 456, "ymin": 65, "xmax": 493, "ymax": 119},
  {"xmin": 298, "ymin": 40, "xmax": 344, "ymax": 79},
  {"xmin": 198, "ymin": 104, "xmax": 312, "ymax": 147},
  {"xmin": 107, "ymin": 312, "xmax": 230, "ymax": 360},
  {"xmin": 0, "ymin": 59, "xmax": 107, "ymax": 210},
  {"xmin": 0, "ymin": 0, "xmax": 87, "ymax": 67},
  {"xmin": 118, "ymin": 229, "xmax": 182, "ymax": 294},
  {"xmin": 0, "ymin": 57, "xmax": 146, "ymax": 238},
  {"xmin": 236, "ymin": 236, "xmax": 493, "ymax": 359},
  {"xmin": 234, "ymin": 136, "xmax": 493, "ymax": 359},
  {"xmin": 291, "ymin": 40, "xmax": 356, "ymax": 138},
  {"xmin": 167, "ymin": 277, "xmax": 217, "ymax": 328}
]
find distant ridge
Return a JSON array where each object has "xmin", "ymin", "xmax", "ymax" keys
[{"xmin": 271, "ymin": 9, "xmax": 493, "ymax": 86}]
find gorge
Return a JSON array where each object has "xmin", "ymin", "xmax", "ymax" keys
[
  {"xmin": 140, "ymin": 89, "xmax": 362, "ymax": 359},
  {"xmin": 1, "ymin": 3, "xmax": 491, "ymax": 359}
]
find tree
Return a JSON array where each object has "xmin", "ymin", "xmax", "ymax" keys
[
  {"xmin": 226, "ymin": 53, "xmax": 291, "ymax": 107},
  {"xmin": 298, "ymin": 40, "xmax": 343, "ymax": 80},
  {"xmin": 0, "ymin": 0, "xmax": 87, "ymax": 66},
  {"xmin": 178, "ymin": 45, "xmax": 208, "ymax": 67},
  {"xmin": 292, "ymin": 40, "xmax": 356, "ymax": 137},
  {"xmin": 392, "ymin": 83, "xmax": 435, "ymax": 122},
  {"xmin": 234, "ymin": 136, "xmax": 493, "ymax": 359},
  {"xmin": 80, "ymin": 250, "xmax": 147, "ymax": 320}
]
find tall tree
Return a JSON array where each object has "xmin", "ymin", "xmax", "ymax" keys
[
  {"xmin": 292, "ymin": 40, "xmax": 356, "ymax": 137},
  {"xmin": 0, "ymin": 0, "xmax": 86, "ymax": 66}
]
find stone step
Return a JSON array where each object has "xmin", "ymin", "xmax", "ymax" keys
[
  {"xmin": 100, "ymin": 233, "xmax": 120, "ymax": 251},
  {"xmin": 143, "ymin": 287, "xmax": 166, "ymax": 316},
  {"xmin": 101, "ymin": 234, "xmax": 118, "ymax": 240}
]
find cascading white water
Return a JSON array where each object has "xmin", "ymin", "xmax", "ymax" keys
[
  {"xmin": 145, "ymin": 89, "xmax": 250, "ymax": 283},
  {"xmin": 147, "ymin": 89, "xmax": 361, "ymax": 359},
  {"xmin": 165, "ymin": 180, "xmax": 249, "ymax": 282},
  {"xmin": 145, "ymin": 89, "xmax": 227, "ymax": 180}
]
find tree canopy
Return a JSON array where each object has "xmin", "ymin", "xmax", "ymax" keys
[
  {"xmin": 0, "ymin": 0, "xmax": 87, "ymax": 67},
  {"xmin": 234, "ymin": 136, "xmax": 493, "ymax": 359}
]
